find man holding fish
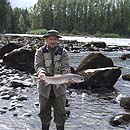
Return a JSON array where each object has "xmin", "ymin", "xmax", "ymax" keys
[{"xmin": 34, "ymin": 30, "xmax": 84, "ymax": 130}]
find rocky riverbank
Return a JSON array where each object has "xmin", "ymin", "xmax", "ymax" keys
[
  {"xmin": 0, "ymin": 34, "xmax": 130, "ymax": 129},
  {"xmin": 0, "ymin": 34, "xmax": 122, "ymax": 89}
]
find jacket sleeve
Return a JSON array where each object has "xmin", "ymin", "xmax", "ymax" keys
[
  {"xmin": 61, "ymin": 48, "xmax": 70, "ymax": 74},
  {"xmin": 34, "ymin": 48, "xmax": 46, "ymax": 75}
]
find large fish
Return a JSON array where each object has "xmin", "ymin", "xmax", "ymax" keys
[{"xmin": 33, "ymin": 73, "xmax": 85, "ymax": 88}]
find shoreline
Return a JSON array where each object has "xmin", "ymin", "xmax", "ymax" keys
[{"xmin": 0, "ymin": 33, "xmax": 130, "ymax": 46}]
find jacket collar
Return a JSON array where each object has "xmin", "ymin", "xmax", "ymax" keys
[{"xmin": 43, "ymin": 44, "xmax": 63, "ymax": 55}]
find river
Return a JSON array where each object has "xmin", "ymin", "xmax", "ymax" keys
[{"xmin": 0, "ymin": 36, "xmax": 130, "ymax": 130}]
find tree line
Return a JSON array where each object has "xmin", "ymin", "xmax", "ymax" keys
[{"xmin": 0, "ymin": 0, "xmax": 130, "ymax": 36}]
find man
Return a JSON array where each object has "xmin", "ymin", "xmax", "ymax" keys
[{"xmin": 34, "ymin": 30, "xmax": 70, "ymax": 130}]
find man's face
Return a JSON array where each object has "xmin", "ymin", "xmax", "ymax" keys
[{"xmin": 46, "ymin": 36, "xmax": 59, "ymax": 48}]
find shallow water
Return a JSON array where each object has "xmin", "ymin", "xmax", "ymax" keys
[
  {"xmin": 0, "ymin": 51, "xmax": 130, "ymax": 130},
  {"xmin": 4, "ymin": 34, "xmax": 130, "ymax": 46},
  {"xmin": 62, "ymin": 36, "xmax": 130, "ymax": 46}
]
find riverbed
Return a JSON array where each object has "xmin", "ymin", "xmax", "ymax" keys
[
  {"xmin": 1, "ymin": 34, "xmax": 130, "ymax": 130},
  {"xmin": 0, "ymin": 50, "xmax": 130, "ymax": 130}
]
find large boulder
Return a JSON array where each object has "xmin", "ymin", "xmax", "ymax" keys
[
  {"xmin": 90, "ymin": 41, "xmax": 107, "ymax": 48},
  {"xmin": 0, "ymin": 43, "xmax": 23, "ymax": 58},
  {"xmin": 120, "ymin": 97, "xmax": 130, "ymax": 110},
  {"xmin": 3, "ymin": 46, "xmax": 35, "ymax": 73},
  {"xmin": 109, "ymin": 113, "xmax": 130, "ymax": 126},
  {"xmin": 76, "ymin": 53, "xmax": 114, "ymax": 72},
  {"xmin": 70, "ymin": 67, "xmax": 121, "ymax": 89},
  {"xmin": 122, "ymin": 74, "xmax": 130, "ymax": 81}
]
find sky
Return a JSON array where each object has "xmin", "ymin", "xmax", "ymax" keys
[{"xmin": 9, "ymin": 0, "xmax": 38, "ymax": 8}]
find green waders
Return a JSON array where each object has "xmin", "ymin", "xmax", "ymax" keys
[{"xmin": 38, "ymin": 92, "xmax": 66, "ymax": 130}]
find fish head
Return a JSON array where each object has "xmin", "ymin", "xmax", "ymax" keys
[{"xmin": 72, "ymin": 74, "xmax": 85, "ymax": 83}]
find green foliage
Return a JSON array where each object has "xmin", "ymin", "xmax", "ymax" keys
[
  {"xmin": 1, "ymin": 0, "xmax": 130, "ymax": 37},
  {"xmin": 70, "ymin": 29, "xmax": 80, "ymax": 35},
  {"xmin": 102, "ymin": 33, "xmax": 120, "ymax": 38},
  {"xmin": 27, "ymin": 29, "xmax": 47, "ymax": 35},
  {"xmin": 95, "ymin": 31, "xmax": 103, "ymax": 37},
  {"xmin": 0, "ymin": 0, "xmax": 10, "ymax": 33},
  {"xmin": 18, "ymin": 15, "xmax": 26, "ymax": 33}
]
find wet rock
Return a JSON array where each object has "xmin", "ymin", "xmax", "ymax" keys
[
  {"xmin": 13, "ymin": 113, "xmax": 18, "ymax": 117},
  {"xmin": 0, "ymin": 92, "xmax": 9, "ymax": 96},
  {"xmin": 17, "ymin": 95, "xmax": 28, "ymax": 101},
  {"xmin": 76, "ymin": 53, "xmax": 114, "ymax": 72},
  {"xmin": 120, "ymin": 97, "xmax": 130, "ymax": 110},
  {"xmin": 7, "ymin": 91, "xmax": 17, "ymax": 97},
  {"xmin": 0, "ymin": 86, "xmax": 12, "ymax": 93},
  {"xmin": 8, "ymin": 107, "xmax": 16, "ymax": 111},
  {"xmin": 0, "ymin": 109, "xmax": 7, "ymax": 114},
  {"xmin": 109, "ymin": 113, "xmax": 130, "ymax": 126},
  {"xmin": 66, "ymin": 109, "xmax": 70, "ymax": 117},
  {"xmin": 120, "ymin": 54, "xmax": 130, "ymax": 60},
  {"xmin": 1, "ymin": 95, "xmax": 11, "ymax": 100},
  {"xmin": 0, "ymin": 43, "xmax": 23, "ymax": 58},
  {"xmin": 115, "ymin": 94, "xmax": 127, "ymax": 104},
  {"xmin": 11, "ymin": 96, "xmax": 19, "ymax": 100},
  {"xmin": 65, "ymin": 99, "xmax": 70, "ymax": 107},
  {"xmin": 10, "ymin": 102, "xmax": 18, "ymax": 107},
  {"xmin": 15, "ymin": 103, "xmax": 23, "ymax": 108},
  {"xmin": 10, "ymin": 79, "xmax": 33, "ymax": 88},
  {"xmin": 2, "ymin": 107, "xmax": 8, "ymax": 110},
  {"xmin": 3, "ymin": 47, "xmax": 36, "ymax": 73},
  {"xmin": 90, "ymin": 41, "xmax": 107, "ymax": 48},
  {"xmin": 34, "ymin": 102, "xmax": 39, "ymax": 107},
  {"xmin": 122, "ymin": 74, "xmax": 130, "ymax": 81},
  {"xmin": 23, "ymin": 113, "xmax": 31, "ymax": 117},
  {"xmin": 70, "ymin": 67, "xmax": 121, "ymax": 89}
]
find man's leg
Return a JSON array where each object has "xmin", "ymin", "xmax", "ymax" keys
[
  {"xmin": 38, "ymin": 94, "xmax": 52, "ymax": 130},
  {"xmin": 52, "ymin": 94, "xmax": 66, "ymax": 130}
]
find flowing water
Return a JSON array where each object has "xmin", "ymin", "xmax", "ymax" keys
[{"xmin": 0, "ymin": 50, "xmax": 130, "ymax": 130}]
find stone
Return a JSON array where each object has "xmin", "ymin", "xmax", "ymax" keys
[
  {"xmin": 3, "ymin": 47, "xmax": 36, "ymax": 73},
  {"xmin": 76, "ymin": 53, "xmax": 114, "ymax": 72},
  {"xmin": 90, "ymin": 41, "xmax": 107, "ymax": 48},
  {"xmin": 23, "ymin": 113, "xmax": 31, "ymax": 117},
  {"xmin": 0, "ymin": 43, "xmax": 23, "ymax": 58},
  {"xmin": 34, "ymin": 102, "xmax": 39, "ymax": 107},
  {"xmin": 0, "ymin": 92, "xmax": 9, "ymax": 96},
  {"xmin": 109, "ymin": 114, "xmax": 130, "ymax": 126},
  {"xmin": 0, "ymin": 86, "xmax": 11, "ymax": 93},
  {"xmin": 122, "ymin": 74, "xmax": 130, "ymax": 81},
  {"xmin": 2, "ymin": 107, "xmax": 8, "ymax": 110},
  {"xmin": 13, "ymin": 113, "xmax": 18, "ymax": 117},
  {"xmin": 10, "ymin": 102, "xmax": 18, "ymax": 107},
  {"xmin": 65, "ymin": 99, "xmax": 70, "ymax": 107},
  {"xmin": 120, "ymin": 97, "xmax": 130, "ymax": 110},
  {"xmin": 70, "ymin": 67, "xmax": 121, "ymax": 89},
  {"xmin": 17, "ymin": 95, "xmax": 28, "ymax": 101},
  {"xmin": 11, "ymin": 79, "xmax": 33, "ymax": 88},
  {"xmin": 1, "ymin": 95, "xmax": 10, "ymax": 100},
  {"xmin": 0, "ymin": 109, "xmax": 7, "ymax": 114},
  {"xmin": 15, "ymin": 104, "xmax": 23, "ymax": 108},
  {"xmin": 120, "ymin": 54, "xmax": 130, "ymax": 60},
  {"xmin": 66, "ymin": 109, "xmax": 70, "ymax": 117},
  {"xmin": 8, "ymin": 107, "xmax": 16, "ymax": 111},
  {"xmin": 11, "ymin": 96, "xmax": 19, "ymax": 100}
]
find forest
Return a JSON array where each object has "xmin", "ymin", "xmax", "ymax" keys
[{"xmin": 0, "ymin": 0, "xmax": 130, "ymax": 36}]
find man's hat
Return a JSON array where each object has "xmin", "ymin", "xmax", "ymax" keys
[{"xmin": 43, "ymin": 30, "xmax": 62, "ymax": 38}]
